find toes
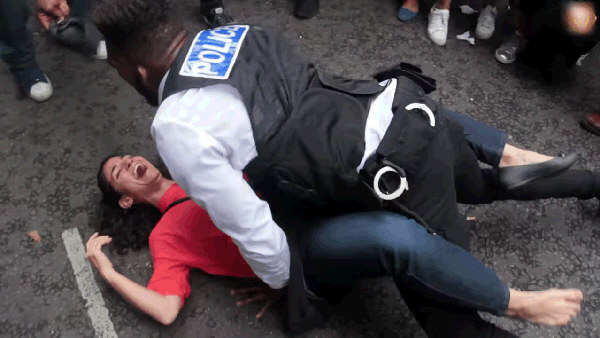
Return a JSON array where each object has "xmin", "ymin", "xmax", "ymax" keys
[{"xmin": 565, "ymin": 289, "xmax": 584, "ymax": 301}]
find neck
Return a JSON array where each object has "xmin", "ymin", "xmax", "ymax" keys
[{"xmin": 145, "ymin": 178, "xmax": 176, "ymax": 208}]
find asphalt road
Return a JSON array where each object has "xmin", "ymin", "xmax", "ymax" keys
[{"xmin": 1, "ymin": 0, "xmax": 599, "ymax": 337}]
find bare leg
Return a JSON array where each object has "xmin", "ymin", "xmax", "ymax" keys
[
  {"xmin": 434, "ymin": 0, "xmax": 451, "ymax": 10},
  {"xmin": 507, "ymin": 288, "xmax": 583, "ymax": 326},
  {"xmin": 401, "ymin": 0, "xmax": 419, "ymax": 13},
  {"xmin": 499, "ymin": 144, "xmax": 553, "ymax": 167}
]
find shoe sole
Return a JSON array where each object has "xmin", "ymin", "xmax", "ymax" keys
[
  {"xmin": 428, "ymin": 34, "xmax": 447, "ymax": 46},
  {"xmin": 495, "ymin": 50, "xmax": 515, "ymax": 64},
  {"xmin": 581, "ymin": 119, "xmax": 600, "ymax": 136},
  {"xmin": 475, "ymin": 30, "xmax": 493, "ymax": 40}
]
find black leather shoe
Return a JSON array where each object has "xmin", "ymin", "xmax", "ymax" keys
[{"xmin": 498, "ymin": 153, "xmax": 577, "ymax": 190}]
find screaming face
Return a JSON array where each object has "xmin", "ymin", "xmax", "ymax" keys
[{"xmin": 103, "ymin": 155, "xmax": 163, "ymax": 205}]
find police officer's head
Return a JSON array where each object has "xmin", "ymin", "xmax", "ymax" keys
[{"xmin": 93, "ymin": 0, "xmax": 187, "ymax": 106}]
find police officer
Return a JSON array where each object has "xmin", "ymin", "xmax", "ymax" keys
[{"xmin": 92, "ymin": 0, "xmax": 586, "ymax": 335}]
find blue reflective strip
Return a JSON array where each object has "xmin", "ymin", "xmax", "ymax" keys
[{"xmin": 179, "ymin": 25, "xmax": 249, "ymax": 79}]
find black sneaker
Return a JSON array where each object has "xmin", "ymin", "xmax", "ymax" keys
[
  {"xmin": 12, "ymin": 65, "xmax": 53, "ymax": 102},
  {"xmin": 202, "ymin": 7, "xmax": 235, "ymax": 28}
]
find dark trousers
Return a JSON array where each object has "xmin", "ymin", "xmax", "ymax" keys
[
  {"xmin": 301, "ymin": 212, "xmax": 515, "ymax": 338},
  {"xmin": 298, "ymin": 106, "xmax": 598, "ymax": 337},
  {"xmin": 0, "ymin": 0, "xmax": 35, "ymax": 73},
  {"xmin": 447, "ymin": 110, "xmax": 598, "ymax": 203},
  {"xmin": 447, "ymin": 110, "xmax": 506, "ymax": 167},
  {"xmin": 0, "ymin": 0, "xmax": 91, "ymax": 73},
  {"xmin": 300, "ymin": 166, "xmax": 598, "ymax": 337}
]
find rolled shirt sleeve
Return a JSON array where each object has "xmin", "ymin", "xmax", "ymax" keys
[
  {"xmin": 151, "ymin": 84, "xmax": 290, "ymax": 289},
  {"xmin": 147, "ymin": 258, "xmax": 191, "ymax": 305}
]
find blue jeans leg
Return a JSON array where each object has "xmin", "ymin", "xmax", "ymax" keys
[
  {"xmin": 301, "ymin": 211, "xmax": 509, "ymax": 316},
  {"xmin": 0, "ymin": 0, "xmax": 36, "ymax": 73},
  {"xmin": 448, "ymin": 110, "xmax": 507, "ymax": 167}
]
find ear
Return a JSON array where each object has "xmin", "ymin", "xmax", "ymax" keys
[
  {"xmin": 118, "ymin": 196, "xmax": 134, "ymax": 209},
  {"xmin": 136, "ymin": 65, "xmax": 149, "ymax": 84}
]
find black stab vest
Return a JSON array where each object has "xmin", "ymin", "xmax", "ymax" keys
[{"xmin": 163, "ymin": 25, "xmax": 386, "ymax": 215}]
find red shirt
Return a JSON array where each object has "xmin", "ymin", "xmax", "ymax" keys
[{"xmin": 147, "ymin": 184, "xmax": 256, "ymax": 305}]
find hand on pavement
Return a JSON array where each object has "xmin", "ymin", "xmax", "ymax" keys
[{"xmin": 230, "ymin": 285, "xmax": 286, "ymax": 319}]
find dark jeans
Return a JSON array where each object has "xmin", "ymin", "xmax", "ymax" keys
[
  {"xmin": 0, "ymin": 0, "xmax": 90, "ymax": 73},
  {"xmin": 448, "ymin": 110, "xmax": 506, "ymax": 167},
  {"xmin": 299, "ymin": 112, "xmax": 598, "ymax": 337},
  {"xmin": 301, "ymin": 211, "xmax": 515, "ymax": 337},
  {"xmin": 302, "ymin": 211, "xmax": 509, "ymax": 315}
]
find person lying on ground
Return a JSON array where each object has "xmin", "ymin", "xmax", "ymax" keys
[{"xmin": 87, "ymin": 153, "xmax": 595, "ymax": 333}]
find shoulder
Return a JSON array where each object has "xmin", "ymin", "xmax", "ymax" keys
[{"xmin": 154, "ymin": 84, "xmax": 244, "ymax": 123}]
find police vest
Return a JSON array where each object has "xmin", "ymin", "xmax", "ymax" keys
[
  {"xmin": 163, "ymin": 25, "xmax": 389, "ymax": 212},
  {"xmin": 162, "ymin": 25, "xmax": 471, "ymax": 332}
]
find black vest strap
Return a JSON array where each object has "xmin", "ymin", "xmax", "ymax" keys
[
  {"xmin": 165, "ymin": 197, "xmax": 191, "ymax": 213},
  {"xmin": 373, "ymin": 62, "xmax": 437, "ymax": 94}
]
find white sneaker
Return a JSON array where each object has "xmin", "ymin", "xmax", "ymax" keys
[
  {"xmin": 428, "ymin": 7, "xmax": 449, "ymax": 46},
  {"xmin": 30, "ymin": 78, "xmax": 53, "ymax": 102},
  {"xmin": 476, "ymin": 5, "xmax": 497, "ymax": 40}
]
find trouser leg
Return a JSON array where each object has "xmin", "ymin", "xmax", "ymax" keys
[
  {"xmin": 447, "ymin": 110, "xmax": 507, "ymax": 167},
  {"xmin": 460, "ymin": 168, "xmax": 600, "ymax": 204},
  {"xmin": 0, "ymin": 0, "xmax": 36, "ymax": 73},
  {"xmin": 301, "ymin": 211, "xmax": 509, "ymax": 316},
  {"xmin": 396, "ymin": 283, "xmax": 517, "ymax": 338}
]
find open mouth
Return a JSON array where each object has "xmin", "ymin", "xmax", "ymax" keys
[{"xmin": 132, "ymin": 163, "xmax": 147, "ymax": 179}]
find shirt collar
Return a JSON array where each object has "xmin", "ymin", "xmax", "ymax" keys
[
  {"xmin": 157, "ymin": 69, "xmax": 170, "ymax": 105},
  {"xmin": 157, "ymin": 183, "xmax": 187, "ymax": 214}
]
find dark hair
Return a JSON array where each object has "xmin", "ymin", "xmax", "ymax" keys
[
  {"xmin": 96, "ymin": 154, "xmax": 166, "ymax": 255},
  {"xmin": 92, "ymin": 0, "xmax": 181, "ymax": 54}
]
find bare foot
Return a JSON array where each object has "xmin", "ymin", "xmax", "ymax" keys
[
  {"xmin": 507, "ymin": 288, "xmax": 583, "ymax": 326},
  {"xmin": 499, "ymin": 144, "xmax": 553, "ymax": 167},
  {"xmin": 401, "ymin": 0, "xmax": 419, "ymax": 13}
]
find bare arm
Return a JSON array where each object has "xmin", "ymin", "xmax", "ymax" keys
[{"xmin": 85, "ymin": 233, "xmax": 183, "ymax": 325}]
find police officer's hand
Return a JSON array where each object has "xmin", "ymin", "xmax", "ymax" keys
[
  {"xmin": 36, "ymin": 0, "xmax": 70, "ymax": 30},
  {"xmin": 85, "ymin": 233, "xmax": 115, "ymax": 280},
  {"xmin": 230, "ymin": 285, "xmax": 286, "ymax": 319}
]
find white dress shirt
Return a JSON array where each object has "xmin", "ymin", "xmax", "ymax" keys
[{"xmin": 151, "ymin": 72, "xmax": 397, "ymax": 289}]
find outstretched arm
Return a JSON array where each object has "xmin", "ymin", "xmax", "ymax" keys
[{"xmin": 85, "ymin": 233, "xmax": 183, "ymax": 325}]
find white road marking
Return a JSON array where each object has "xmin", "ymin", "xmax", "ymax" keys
[{"xmin": 62, "ymin": 228, "xmax": 118, "ymax": 338}]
